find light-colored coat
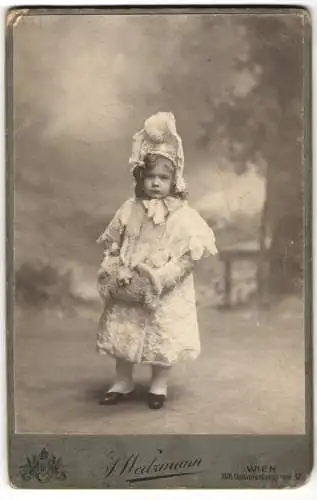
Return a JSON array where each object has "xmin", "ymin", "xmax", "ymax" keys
[{"xmin": 96, "ymin": 197, "xmax": 217, "ymax": 366}]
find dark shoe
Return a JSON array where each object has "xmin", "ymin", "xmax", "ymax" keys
[
  {"xmin": 147, "ymin": 392, "xmax": 166, "ymax": 410},
  {"xmin": 99, "ymin": 391, "xmax": 135, "ymax": 405}
]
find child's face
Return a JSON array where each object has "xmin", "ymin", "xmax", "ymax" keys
[{"xmin": 143, "ymin": 158, "xmax": 174, "ymax": 199}]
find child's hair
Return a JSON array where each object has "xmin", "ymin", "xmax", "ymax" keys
[{"xmin": 133, "ymin": 153, "xmax": 188, "ymax": 200}]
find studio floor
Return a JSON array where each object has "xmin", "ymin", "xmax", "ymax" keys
[{"xmin": 13, "ymin": 295, "xmax": 306, "ymax": 435}]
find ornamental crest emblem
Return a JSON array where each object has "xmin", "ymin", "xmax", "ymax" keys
[{"xmin": 19, "ymin": 447, "xmax": 67, "ymax": 483}]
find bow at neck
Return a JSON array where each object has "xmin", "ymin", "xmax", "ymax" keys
[{"xmin": 142, "ymin": 197, "xmax": 184, "ymax": 224}]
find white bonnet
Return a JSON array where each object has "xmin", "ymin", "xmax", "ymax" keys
[{"xmin": 129, "ymin": 112, "xmax": 186, "ymax": 193}]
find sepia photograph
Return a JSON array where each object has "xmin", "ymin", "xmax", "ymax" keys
[{"xmin": 9, "ymin": 9, "xmax": 309, "ymax": 445}]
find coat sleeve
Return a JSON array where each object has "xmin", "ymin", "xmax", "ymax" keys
[
  {"xmin": 135, "ymin": 207, "xmax": 218, "ymax": 295},
  {"xmin": 153, "ymin": 207, "xmax": 218, "ymax": 293},
  {"xmin": 154, "ymin": 253, "xmax": 195, "ymax": 293},
  {"xmin": 136, "ymin": 252, "xmax": 195, "ymax": 296}
]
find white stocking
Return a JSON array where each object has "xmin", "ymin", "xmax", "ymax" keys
[
  {"xmin": 108, "ymin": 359, "xmax": 135, "ymax": 394},
  {"xmin": 150, "ymin": 365, "xmax": 171, "ymax": 396}
]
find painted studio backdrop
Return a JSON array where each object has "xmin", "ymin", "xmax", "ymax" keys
[{"xmin": 13, "ymin": 13, "xmax": 305, "ymax": 434}]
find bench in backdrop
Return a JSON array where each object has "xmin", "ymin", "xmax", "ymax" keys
[{"xmin": 218, "ymin": 241, "xmax": 269, "ymax": 308}]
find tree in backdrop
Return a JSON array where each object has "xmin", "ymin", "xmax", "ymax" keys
[{"xmin": 200, "ymin": 14, "xmax": 306, "ymax": 294}]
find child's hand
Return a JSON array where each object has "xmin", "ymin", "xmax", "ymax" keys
[
  {"xmin": 117, "ymin": 267, "xmax": 133, "ymax": 287},
  {"xmin": 136, "ymin": 263, "xmax": 162, "ymax": 294}
]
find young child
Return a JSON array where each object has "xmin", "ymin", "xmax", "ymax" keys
[{"xmin": 96, "ymin": 112, "xmax": 218, "ymax": 410}]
